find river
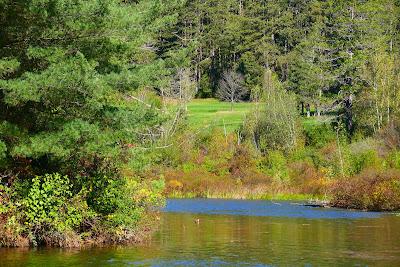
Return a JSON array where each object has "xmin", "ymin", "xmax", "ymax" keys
[{"xmin": 1, "ymin": 199, "xmax": 400, "ymax": 266}]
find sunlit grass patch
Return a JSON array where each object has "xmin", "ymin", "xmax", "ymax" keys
[
  {"xmin": 186, "ymin": 99, "xmax": 254, "ymax": 133},
  {"xmin": 183, "ymin": 98, "xmax": 335, "ymax": 136}
]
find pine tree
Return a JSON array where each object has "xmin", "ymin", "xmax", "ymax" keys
[{"xmin": 0, "ymin": 0, "xmax": 181, "ymax": 187}]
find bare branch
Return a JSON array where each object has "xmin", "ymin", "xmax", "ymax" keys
[{"xmin": 216, "ymin": 70, "xmax": 248, "ymax": 109}]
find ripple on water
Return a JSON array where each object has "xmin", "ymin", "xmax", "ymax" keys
[
  {"xmin": 127, "ymin": 259, "xmax": 273, "ymax": 267},
  {"xmin": 163, "ymin": 198, "xmax": 384, "ymax": 219}
]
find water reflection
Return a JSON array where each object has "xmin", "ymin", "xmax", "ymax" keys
[{"xmin": 1, "ymin": 199, "xmax": 399, "ymax": 267}]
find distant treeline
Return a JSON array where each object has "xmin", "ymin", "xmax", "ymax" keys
[{"xmin": 160, "ymin": 0, "xmax": 400, "ymax": 136}]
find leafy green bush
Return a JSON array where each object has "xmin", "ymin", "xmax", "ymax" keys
[
  {"xmin": 87, "ymin": 176, "xmax": 126, "ymax": 215},
  {"xmin": 0, "ymin": 183, "xmax": 26, "ymax": 247},
  {"xmin": 202, "ymin": 157, "xmax": 230, "ymax": 176},
  {"xmin": 93, "ymin": 177, "xmax": 164, "ymax": 230},
  {"xmin": 0, "ymin": 174, "xmax": 92, "ymax": 246},
  {"xmin": 0, "ymin": 141, "xmax": 6, "ymax": 160},
  {"xmin": 304, "ymin": 123, "xmax": 336, "ymax": 148},
  {"xmin": 289, "ymin": 147, "xmax": 324, "ymax": 169},
  {"xmin": 348, "ymin": 149, "xmax": 382, "ymax": 175},
  {"xmin": 104, "ymin": 178, "xmax": 144, "ymax": 229},
  {"xmin": 388, "ymin": 150, "xmax": 400, "ymax": 169},
  {"xmin": 23, "ymin": 174, "xmax": 74, "ymax": 228},
  {"xmin": 1, "ymin": 173, "xmax": 165, "ymax": 247},
  {"xmin": 258, "ymin": 151, "xmax": 289, "ymax": 183},
  {"xmin": 182, "ymin": 163, "xmax": 197, "ymax": 174}
]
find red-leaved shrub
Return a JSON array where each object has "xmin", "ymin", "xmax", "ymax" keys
[{"xmin": 331, "ymin": 169, "xmax": 400, "ymax": 211}]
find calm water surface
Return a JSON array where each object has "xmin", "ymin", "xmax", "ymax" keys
[{"xmin": 1, "ymin": 199, "xmax": 400, "ymax": 267}]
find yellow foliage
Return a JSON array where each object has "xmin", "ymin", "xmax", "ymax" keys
[{"xmin": 168, "ymin": 180, "xmax": 183, "ymax": 189}]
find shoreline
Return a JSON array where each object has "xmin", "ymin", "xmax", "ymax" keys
[
  {"xmin": 0, "ymin": 212, "xmax": 161, "ymax": 249},
  {"xmin": 166, "ymin": 192, "xmax": 328, "ymax": 202},
  {"xmin": 164, "ymin": 193, "xmax": 400, "ymax": 212}
]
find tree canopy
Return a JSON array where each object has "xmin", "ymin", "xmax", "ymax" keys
[
  {"xmin": 163, "ymin": 0, "xmax": 400, "ymax": 134},
  {"xmin": 0, "ymin": 0, "xmax": 183, "ymax": 246},
  {"xmin": 0, "ymin": 0, "xmax": 184, "ymax": 178}
]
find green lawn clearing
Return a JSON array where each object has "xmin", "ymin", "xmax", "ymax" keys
[
  {"xmin": 186, "ymin": 99, "xmax": 253, "ymax": 132},
  {"xmin": 185, "ymin": 98, "xmax": 330, "ymax": 133}
]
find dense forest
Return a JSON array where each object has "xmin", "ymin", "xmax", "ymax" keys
[
  {"xmin": 1, "ymin": 0, "xmax": 400, "ymax": 248},
  {"xmin": 162, "ymin": 0, "xmax": 400, "ymax": 130}
]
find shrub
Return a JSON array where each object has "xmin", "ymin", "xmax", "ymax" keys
[
  {"xmin": 388, "ymin": 150, "xmax": 400, "ymax": 169},
  {"xmin": 306, "ymin": 140, "xmax": 349, "ymax": 178},
  {"xmin": 0, "ymin": 174, "xmax": 94, "ymax": 246},
  {"xmin": 0, "ymin": 141, "xmax": 6, "ymax": 160},
  {"xmin": 258, "ymin": 151, "xmax": 289, "ymax": 183},
  {"xmin": 304, "ymin": 123, "xmax": 336, "ymax": 148},
  {"xmin": 202, "ymin": 130, "xmax": 234, "ymax": 160},
  {"xmin": 241, "ymin": 71, "xmax": 299, "ymax": 153},
  {"xmin": 288, "ymin": 161, "xmax": 328, "ymax": 195},
  {"xmin": 0, "ymin": 183, "xmax": 28, "ymax": 247},
  {"xmin": 158, "ymin": 131, "xmax": 197, "ymax": 167},
  {"xmin": 87, "ymin": 176, "xmax": 126, "ymax": 215},
  {"xmin": 331, "ymin": 169, "xmax": 400, "ymax": 211},
  {"xmin": 289, "ymin": 146, "xmax": 326, "ymax": 170},
  {"xmin": 343, "ymin": 139, "xmax": 383, "ymax": 176},
  {"xmin": 0, "ymin": 173, "xmax": 165, "ymax": 247},
  {"xmin": 23, "ymin": 174, "xmax": 73, "ymax": 228},
  {"xmin": 380, "ymin": 120, "xmax": 400, "ymax": 150},
  {"xmin": 202, "ymin": 157, "xmax": 230, "ymax": 176},
  {"xmin": 87, "ymin": 176, "xmax": 164, "ymax": 232},
  {"xmin": 348, "ymin": 149, "xmax": 382, "ymax": 175},
  {"xmin": 229, "ymin": 145, "xmax": 255, "ymax": 178}
]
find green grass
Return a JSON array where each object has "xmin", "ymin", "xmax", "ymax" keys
[
  {"xmin": 185, "ymin": 98, "xmax": 333, "ymax": 133},
  {"xmin": 186, "ymin": 99, "xmax": 254, "ymax": 132},
  {"xmin": 302, "ymin": 116, "xmax": 335, "ymax": 131}
]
